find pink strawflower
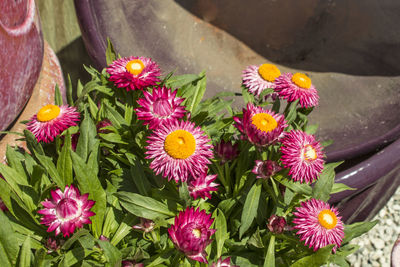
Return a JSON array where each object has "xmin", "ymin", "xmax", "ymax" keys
[
  {"xmin": 45, "ymin": 237, "xmax": 64, "ymax": 254},
  {"xmin": 211, "ymin": 257, "xmax": 238, "ymax": 267},
  {"xmin": 188, "ymin": 173, "xmax": 219, "ymax": 200},
  {"xmin": 145, "ymin": 120, "xmax": 213, "ymax": 183},
  {"xmin": 274, "ymin": 73, "xmax": 319, "ymax": 108},
  {"xmin": 168, "ymin": 207, "xmax": 215, "ymax": 263},
  {"xmin": 132, "ymin": 218, "xmax": 155, "ymax": 233},
  {"xmin": 136, "ymin": 86, "xmax": 186, "ymax": 129},
  {"xmin": 233, "ymin": 103, "xmax": 287, "ymax": 147},
  {"xmin": 252, "ymin": 160, "xmax": 282, "ymax": 179},
  {"xmin": 280, "ymin": 130, "xmax": 325, "ymax": 183},
  {"xmin": 27, "ymin": 104, "xmax": 80, "ymax": 143},
  {"xmin": 242, "ymin": 64, "xmax": 281, "ymax": 97},
  {"xmin": 106, "ymin": 56, "xmax": 160, "ymax": 91},
  {"xmin": 215, "ymin": 140, "xmax": 239, "ymax": 164},
  {"xmin": 38, "ymin": 185, "xmax": 95, "ymax": 237},
  {"xmin": 293, "ymin": 199, "xmax": 344, "ymax": 252},
  {"xmin": 267, "ymin": 215, "xmax": 287, "ymax": 234}
]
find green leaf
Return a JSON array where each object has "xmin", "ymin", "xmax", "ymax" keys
[
  {"xmin": 54, "ymin": 84, "xmax": 63, "ymax": 106},
  {"xmin": 0, "ymin": 211, "xmax": 20, "ymax": 265},
  {"xmin": 62, "ymin": 229, "xmax": 90, "ymax": 250},
  {"xmin": 97, "ymin": 240, "xmax": 122, "ymax": 266},
  {"xmin": 71, "ymin": 152, "xmax": 106, "ymax": 238},
  {"xmin": 181, "ymin": 73, "xmax": 207, "ymax": 114},
  {"xmin": 0, "ymin": 164, "xmax": 37, "ymax": 211},
  {"xmin": 34, "ymin": 153, "xmax": 64, "ymax": 188},
  {"xmin": 130, "ymin": 160, "xmax": 151, "ymax": 196},
  {"xmin": 241, "ymin": 86, "xmax": 255, "ymax": 104},
  {"xmin": 116, "ymin": 191, "xmax": 175, "ymax": 220},
  {"xmin": 110, "ymin": 214, "xmax": 135, "ymax": 246},
  {"xmin": 24, "ymin": 130, "xmax": 44, "ymax": 156},
  {"xmin": 285, "ymin": 100, "xmax": 299, "ymax": 124},
  {"xmin": 76, "ymin": 110, "xmax": 98, "ymax": 161},
  {"xmin": 213, "ymin": 209, "xmax": 229, "ymax": 258},
  {"xmin": 165, "ymin": 74, "xmax": 202, "ymax": 89},
  {"xmin": 331, "ymin": 183, "xmax": 356, "ymax": 194},
  {"xmin": 0, "ymin": 243, "xmax": 11, "ymax": 267},
  {"xmin": 17, "ymin": 235, "xmax": 31, "ymax": 267},
  {"xmin": 342, "ymin": 221, "xmax": 378, "ymax": 244},
  {"xmin": 60, "ymin": 247, "xmax": 90, "ymax": 267},
  {"xmin": 264, "ymin": 235, "xmax": 275, "ymax": 267},
  {"xmin": 304, "ymin": 124, "xmax": 318, "ymax": 135},
  {"xmin": 291, "ymin": 244, "xmax": 334, "ymax": 267},
  {"xmin": 274, "ymin": 175, "xmax": 312, "ymax": 195},
  {"xmin": 57, "ymin": 133, "xmax": 73, "ymax": 186},
  {"xmin": 66, "ymin": 74, "xmax": 74, "ymax": 106},
  {"xmin": 312, "ymin": 162, "xmax": 343, "ymax": 201},
  {"xmin": 105, "ymin": 38, "xmax": 117, "ymax": 65},
  {"xmin": 239, "ymin": 182, "xmax": 262, "ymax": 238},
  {"xmin": 178, "ymin": 182, "xmax": 191, "ymax": 208}
]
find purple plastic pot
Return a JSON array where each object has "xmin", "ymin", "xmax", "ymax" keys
[
  {"xmin": 74, "ymin": 0, "xmax": 400, "ymax": 223},
  {"xmin": 0, "ymin": 0, "xmax": 43, "ymax": 131}
]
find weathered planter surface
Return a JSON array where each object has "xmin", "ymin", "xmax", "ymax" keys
[
  {"xmin": 0, "ymin": 0, "xmax": 43, "ymax": 131},
  {"xmin": 74, "ymin": 0, "xmax": 400, "ymax": 222}
]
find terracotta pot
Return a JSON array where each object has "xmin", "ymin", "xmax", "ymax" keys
[{"xmin": 74, "ymin": 0, "xmax": 400, "ymax": 223}]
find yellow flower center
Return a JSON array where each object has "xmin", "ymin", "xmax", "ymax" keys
[
  {"xmin": 303, "ymin": 145, "xmax": 317, "ymax": 161},
  {"xmin": 192, "ymin": 228, "xmax": 202, "ymax": 238},
  {"xmin": 126, "ymin": 59, "xmax": 145, "ymax": 75},
  {"xmin": 318, "ymin": 209, "xmax": 338, "ymax": 230},
  {"xmin": 37, "ymin": 104, "xmax": 61, "ymax": 122},
  {"xmin": 164, "ymin": 130, "xmax": 196, "ymax": 159},
  {"xmin": 291, "ymin": 73, "xmax": 312, "ymax": 89},
  {"xmin": 251, "ymin": 113, "xmax": 278, "ymax": 133},
  {"xmin": 258, "ymin": 63, "xmax": 281, "ymax": 82}
]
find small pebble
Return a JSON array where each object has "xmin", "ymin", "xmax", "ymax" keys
[{"xmin": 349, "ymin": 187, "xmax": 400, "ymax": 266}]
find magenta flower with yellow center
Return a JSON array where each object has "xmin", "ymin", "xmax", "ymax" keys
[
  {"xmin": 280, "ymin": 130, "xmax": 324, "ymax": 183},
  {"xmin": 168, "ymin": 207, "xmax": 215, "ymax": 263},
  {"xmin": 38, "ymin": 185, "xmax": 95, "ymax": 237},
  {"xmin": 26, "ymin": 104, "xmax": 80, "ymax": 143},
  {"xmin": 145, "ymin": 120, "xmax": 213, "ymax": 182},
  {"xmin": 293, "ymin": 198, "xmax": 344, "ymax": 252},
  {"xmin": 106, "ymin": 56, "xmax": 160, "ymax": 91},
  {"xmin": 242, "ymin": 63, "xmax": 281, "ymax": 97},
  {"xmin": 233, "ymin": 103, "xmax": 287, "ymax": 147},
  {"xmin": 136, "ymin": 86, "xmax": 186, "ymax": 129},
  {"xmin": 188, "ymin": 173, "xmax": 219, "ymax": 200},
  {"xmin": 274, "ymin": 72, "xmax": 319, "ymax": 108}
]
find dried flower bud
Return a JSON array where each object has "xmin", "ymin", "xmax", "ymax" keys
[
  {"xmin": 267, "ymin": 215, "xmax": 286, "ymax": 234},
  {"xmin": 215, "ymin": 140, "xmax": 239, "ymax": 164},
  {"xmin": 132, "ymin": 218, "xmax": 155, "ymax": 233},
  {"xmin": 252, "ymin": 160, "xmax": 281, "ymax": 179}
]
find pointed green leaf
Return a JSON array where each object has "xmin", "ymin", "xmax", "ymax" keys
[
  {"xmin": 312, "ymin": 162, "xmax": 343, "ymax": 201},
  {"xmin": 105, "ymin": 38, "xmax": 117, "ymax": 65},
  {"xmin": 71, "ymin": 152, "xmax": 106, "ymax": 238},
  {"xmin": 342, "ymin": 221, "xmax": 378, "ymax": 244},
  {"xmin": 57, "ymin": 133, "xmax": 73, "ymax": 186},
  {"xmin": 97, "ymin": 240, "xmax": 122, "ymax": 266},
  {"xmin": 54, "ymin": 84, "xmax": 63, "ymax": 106},
  {"xmin": 264, "ymin": 235, "xmax": 275, "ymax": 267},
  {"xmin": 76, "ymin": 110, "xmax": 98, "ymax": 161},
  {"xmin": 239, "ymin": 182, "xmax": 262, "ymax": 238},
  {"xmin": 291, "ymin": 245, "xmax": 334, "ymax": 267},
  {"xmin": 213, "ymin": 209, "xmax": 228, "ymax": 258},
  {"xmin": 17, "ymin": 235, "xmax": 31, "ymax": 267},
  {"xmin": 0, "ymin": 211, "xmax": 19, "ymax": 265},
  {"xmin": 116, "ymin": 192, "xmax": 174, "ymax": 220}
]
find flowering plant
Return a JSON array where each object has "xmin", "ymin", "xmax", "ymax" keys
[{"xmin": 0, "ymin": 40, "xmax": 376, "ymax": 266}]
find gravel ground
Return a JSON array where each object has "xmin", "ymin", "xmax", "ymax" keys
[{"xmin": 348, "ymin": 187, "xmax": 400, "ymax": 267}]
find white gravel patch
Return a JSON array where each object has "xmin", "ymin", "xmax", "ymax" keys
[{"xmin": 348, "ymin": 187, "xmax": 400, "ymax": 267}]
